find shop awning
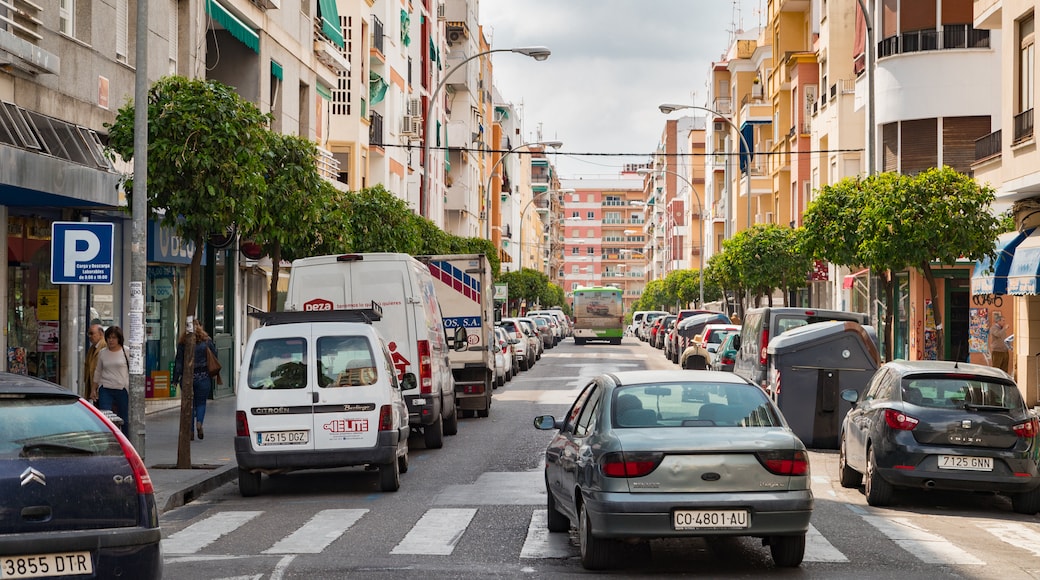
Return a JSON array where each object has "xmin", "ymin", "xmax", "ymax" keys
[
  {"xmin": 206, "ymin": 0, "xmax": 259, "ymax": 54},
  {"xmin": 270, "ymin": 59, "xmax": 283, "ymax": 81},
  {"xmin": 317, "ymin": 0, "xmax": 345, "ymax": 48},
  {"xmin": 842, "ymin": 268, "xmax": 869, "ymax": 289},
  {"xmin": 972, "ymin": 229, "xmax": 1033, "ymax": 296},
  {"xmin": 1008, "ymin": 229, "xmax": 1040, "ymax": 295}
]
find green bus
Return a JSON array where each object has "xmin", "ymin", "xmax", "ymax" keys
[{"xmin": 572, "ymin": 286, "xmax": 624, "ymax": 345}]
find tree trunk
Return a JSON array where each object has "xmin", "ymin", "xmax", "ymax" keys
[
  {"xmin": 268, "ymin": 242, "xmax": 282, "ymax": 311},
  {"xmin": 921, "ymin": 262, "xmax": 944, "ymax": 360},
  {"xmin": 880, "ymin": 271, "xmax": 895, "ymax": 362},
  {"xmin": 176, "ymin": 234, "xmax": 204, "ymax": 469}
]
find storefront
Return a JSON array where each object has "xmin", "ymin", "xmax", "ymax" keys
[
  {"xmin": 7, "ymin": 213, "xmax": 62, "ymax": 381},
  {"xmin": 144, "ymin": 221, "xmax": 195, "ymax": 405}
]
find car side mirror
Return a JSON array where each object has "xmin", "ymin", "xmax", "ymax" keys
[
  {"xmin": 732, "ymin": 335, "xmax": 741, "ymax": 349},
  {"xmin": 453, "ymin": 327, "xmax": 468, "ymax": 351},
  {"xmin": 533, "ymin": 415, "xmax": 560, "ymax": 430},
  {"xmin": 840, "ymin": 388, "xmax": 859, "ymax": 405}
]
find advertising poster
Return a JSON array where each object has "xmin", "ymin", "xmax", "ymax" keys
[
  {"xmin": 969, "ymin": 308, "xmax": 988, "ymax": 354},
  {"xmin": 37, "ymin": 289, "xmax": 59, "ymax": 321},
  {"xmin": 37, "ymin": 322, "xmax": 59, "ymax": 352}
]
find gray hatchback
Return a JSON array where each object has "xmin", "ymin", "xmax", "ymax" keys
[{"xmin": 534, "ymin": 370, "xmax": 813, "ymax": 570}]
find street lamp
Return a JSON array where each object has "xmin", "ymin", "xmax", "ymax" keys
[
  {"xmin": 637, "ymin": 167, "xmax": 704, "ymax": 306},
  {"xmin": 484, "ymin": 140, "xmax": 563, "ymax": 238},
  {"xmin": 659, "ymin": 103, "xmax": 754, "ymax": 231},
  {"xmin": 421, "ymin": 46, "xmax": 551, "ymax": 219},
  {"xmin": 518, "ymin": 188, "xmax": 574, "ymax": 271}
]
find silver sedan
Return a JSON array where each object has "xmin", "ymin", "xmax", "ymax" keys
[{"xmin": 534, "ymin": 370, "xmax": 813, "ymax": 570}]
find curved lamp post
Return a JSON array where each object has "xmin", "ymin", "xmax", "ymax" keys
[
  {"xmin": 484, "ymin": 140, "xmax": 563, "ymax": 238},
  {"xmin": 637, "ymin": 167, "xmax": 704, "ymax": 306},
  {"xmin": 421, "ymin": 46, "xmax": 551, "ymax": 219},
  {"xmin": 659, "ymin": 104, "xmax": 753, "ymax": 231}
]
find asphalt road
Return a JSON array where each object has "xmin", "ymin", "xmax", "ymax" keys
[{"xmin": 159, "ymin": 337, "xmax": 1040, "ymax": 579}]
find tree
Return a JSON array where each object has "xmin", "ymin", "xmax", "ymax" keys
[
  {"xmin": 106, "ymin": 76, "xmax": 271, "ymax": 468},
  {"xmin": 342, "ymin": 185, "xmax": 424, "ymax": 253}
]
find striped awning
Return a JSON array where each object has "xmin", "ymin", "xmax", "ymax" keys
[
  {"xmin": 1007, "ymin": 229, "xmax": 1040, "ymax": 295},
  {"xmin": 972, "ymin": 229, "xmax": 1032, "ymax": 296},
  {"xmin": 206, "ymin": 0, "xmax": 259, "ymax": 54}
]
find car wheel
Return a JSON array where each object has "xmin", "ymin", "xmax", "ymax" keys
[
  {"xmin": 424, "ymin": 413, "xmax": 445, "ymax": 449},
  {"xmin": 865, "ymin": 445, "xmax": 893, "ymax": 506},
  {"xmin": 443, "ymin": 405, "xmax": 459, "ymax": 436},
  {"xmin": 1011, "ymin": 489, "xmax": 1040, "ymax": 515},
  {"xmin": 768, "ymin": 534, "xmax": 806, "ymax": 567},
  {"xmin": 398, "ymin": 448, "xmax": 409, "ymax": 474},
  {"xmin": 519, "ymin": 358, "xmax": 529, "ymax": 371},
  {"xmin": 838, "ymin": 437, "xmax": 862, "ymax": 488},
  {"xmin": 546, "ymin": 485, "xmax": 570, "ymax": 533},
  {"xmin": 579, "ymin": 502, "xmax": 616, "ymax": 570},
  {"xmin": 575, "ymin": 338, "xmax": 586, "ymax": 346},
  {"xmin": 238, "ymin": 468, "xmax": 261, "ymax": 497},
  {"xmin": 611, "ymin": 338, "xmax": 622, "ymax": 345},
  {"xmin": 379, "ymin": 458, "xmax": 400, "ymax": 492}
]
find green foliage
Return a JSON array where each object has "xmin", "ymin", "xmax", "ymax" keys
[
  {"xmin": 633, "ymin": 279, "xmax": 669, "ymax": 312},
  {"xmin": 500, "ymin": 268, "xmax": 549, "ymax": 313},
  {"xmin": 722, "ymin": 224, "xmax": 810, "ymax": 304},
  {"xmin": 341, "ymin": 185, "xmax": 423, "ymax": 253}
]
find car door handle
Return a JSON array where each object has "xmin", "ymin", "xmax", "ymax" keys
[
  {"xmin": 21, "ymin": 505, "xmax": 51, "ymax": 522},
  {"xmin": 312, "ymin": 392, "xmax": 319, "ymax": 404}
]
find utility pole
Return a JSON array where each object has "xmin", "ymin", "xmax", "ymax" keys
[{"xmin": 129, "ymin": 0, "xmax": 149, "ymax": 454}]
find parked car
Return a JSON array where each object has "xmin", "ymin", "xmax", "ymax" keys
[
  {"xmin": 500, "ymin": 318, "xmax": 537, "ymax": 369},
  {"xmin": 838, "ymin": 360, "xmax": 1040, "ymax": 514},
  {"xmin": 534, "ymin": 370, "xmax": 812, "ymax": 570},
  {"xmin": 515, "ymin": 317, "xmax": 544, "ymax": 360},
  {"xmin": 680, "ymin": 324, "xmax": 741, "ymax": 369},
  {"xmin": 0, "ymin": 373, "xmax": 163, "ymax": 579},
  {"xmin": 492, "ymin": 327, "xmax": 509, "ymax": 388},
  {"xmin": 673, "ymin": 312, "xmax": 732, "ymax": 362},
  {"xmin": 528, "ymin": 310, "xmax": 567, "ymax": 343},
  {"xmin": 709, "ymin": 332, "xmax": 741, "ymax": 372},
  {"xmin": 495, "ymin": 326, "xmax": 517, "ymax": 381},
  {"xmin": 235, "ymin": 306, "xmax": 413, "ymax": 496},
  {"xmin": 529, "ymin": 314, "xmax": 555, "ymax": 350},
  {"xmin": 651, "ymin": 315, "xmax": 675, "ymax": 349},
  {"xmin": 638, "ymin": 311, "xmax": 669, "ymax": 342}
]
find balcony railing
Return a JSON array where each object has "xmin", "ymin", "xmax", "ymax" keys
[
  {"xmin": 878, "ymin": 25, "xmax": 989, "ymax": 59},
  {"xmin": 371, "ymin": 16, "xmax": 384, "ymax": 54},
  {"xmin": 1014, "ymin": 109, "xmax": 1033, "ymax": 144},
  {"xmin": 974, "ymin": 130, "xmax": 1001, "ymax": 162},
  {"xmin": 315, "ymin": 146, "xmax": 340, "ymax": 180},
  {"xmin": 369, "ymin": 111, "xmax": 384, "ymax": 147}
]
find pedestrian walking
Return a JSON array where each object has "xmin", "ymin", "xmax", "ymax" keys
[
  {"xmin": 82, "ymin": 322, "xmax": 104, "ymax": 402},
  {"xmin": 173, "ymin": 321, "xmax": 218, "ymax": 441},
  {"xmin": 989, "ymin": 312, "xmax": 1010, "ymax": 373},
  {"xmin": 93, "ymin": 325, "xmax": 130, "ymax": 435}
]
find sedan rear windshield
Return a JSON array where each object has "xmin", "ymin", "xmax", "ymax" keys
[
  {"xmin": 0, "ymin": 398, "xmax": 122, "ymax": 458},
  {"xmin": 902, "ymin": 376, "xmax": 1026, "ymax": 410},
  {"xmin": 613, "ymin": 383, "xmax": 781, "ymax": 428}
]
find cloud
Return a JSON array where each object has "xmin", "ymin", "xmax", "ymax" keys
[{"xmin": 479, "ymin": 0, "xmax": 764, "ymax": 177}]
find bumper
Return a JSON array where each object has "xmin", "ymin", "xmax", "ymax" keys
[
  {"xmin": 235, "ymin": 429, "xmax": 403, "ymax": 471},
  {"xmin": 583, "ymin": 490, "xmax": 813, "ymax": 539},
  {"xmin": 406, "ymin": 393, "xmax": 441, "ymax": 427},
  {"xmin": 0, "ymin": 527, "xmax": 162, "ymax": 580},
  {"xmin": 875, "ymin": 436, "xmax": 1040, "ymax": 494}
]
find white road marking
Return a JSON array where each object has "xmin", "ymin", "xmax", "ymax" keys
[
  {"xmin": 269, "ymin": 555, "xmax": 295, "ymax": 580},
  {"xmin": 493, "ymin": 388, "xmax": 584, "ymax": 404},
  {"xmin": 804, "ymin": 524, "xmax": 848, "ymax": 562},
  {"xmin": 437, "ymin": 471, "xmax": 545, "ymax": 505},
  {"xmin": 520, "ymin": 510, "xmax": 573, "ymax": 559},
  {"xmin": 861, "ymin": 515, "xmax": 984, "ymax": 564},
  {"xmin": 263, "ymin": 509, "xmax": 368, "ymax": 554},
  {"xmin": 162, "ymin": 511, "xmax": 263, "ymax": 554},
  {"xmin": 390, "ymin": 508, "xmax": 477, "ymax": 555},
  {"xmin": 983, "ymin": 522, "xmax": 1040, "ymax": 557}
]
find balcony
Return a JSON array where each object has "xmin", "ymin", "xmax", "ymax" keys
[
  {"xmin": 974, "ymin": 130, "xmax": 1001, "ymax": 163},
  {"xmin": 315, "ymin": 146, "xmax": 341, "ymax": 180},
  {"xmin": 0, "ymin": 0, "xmax": 59, "ymax": 75},
  {"xmin": 1014, "ymin": 109, "xmax": 1033, "ymax": 144},
  {"xmin": 877, "ymin": 25, "xmax": 989, "ymax": 59},
  {"xmin": 369, "ymin": 111, "xmax": 384, "ymax": 148}
]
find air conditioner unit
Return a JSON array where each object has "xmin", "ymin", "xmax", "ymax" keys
[
  {"xmin": 401, "ymin": 115, "xmax": 422, "ymax": 136},
  {"xmin": 437, "ymin": 2, "xmax": 446, "ymax": 20},
  {"xmin": 407, "ymin": 97, "xmax": 423, "ymax": 117},
  {"xmin": 448, "ymin": 30, "xmax": 464, "ymax": 45}
]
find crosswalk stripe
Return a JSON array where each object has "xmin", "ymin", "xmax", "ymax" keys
[
  {"xmin": 983, "ymin": 522, "xmax": 1040, "ymax": 557},
  {"xmin": 163, "ymin": 511, "xmax": 263, "ymax": 554},
  {"xmin": 263, "ymin": 509, "xmax": 368, "ymax": 554},
  {"xmin": 860, "ymin": 515, "xmax": 984, "ymax": 564},
  {"xmin": 390, "ymin": 508, "xmax": 477, "ymax": 555},
  {"xmin": 804, "ymin": 524, "xmax": 848, "ymax": 562},
  {"xmin": 519, "ymin": 510, "xmax": 572, "ymax": 559}
]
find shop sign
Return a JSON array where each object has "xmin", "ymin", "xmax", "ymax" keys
[
  {"xmin": 50, "ymin": 222, "xmax": 114, "ymax": 284},
  {"xmin": 147, "ymin": 221, "xmax": 207, "ymax": 265}
]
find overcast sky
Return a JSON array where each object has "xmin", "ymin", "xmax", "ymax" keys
[{"xmin": 478, "ymin": 0, "xmax": 765, "ymax": 179}]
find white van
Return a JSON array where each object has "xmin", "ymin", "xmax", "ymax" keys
[
  {"xmin": 234, "ymin": 306, "xmax": 411, "ymax": 496},
  {"xmin": 285, "ymin": 253, "xmax": 464, "ymax": 449}
]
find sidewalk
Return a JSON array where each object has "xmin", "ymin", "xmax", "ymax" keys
[{"xmin": 143, "ymin": 396, "xmax": 238, "ymax": 514}]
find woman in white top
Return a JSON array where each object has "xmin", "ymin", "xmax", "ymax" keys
[{"xmin": 93, "ymin": 325, "xmax": 130, "ymax": 435}]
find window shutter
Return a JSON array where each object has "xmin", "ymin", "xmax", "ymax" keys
[{"xmin": 116, "ymin": 0, "xmax": 128, "ymax": 62}]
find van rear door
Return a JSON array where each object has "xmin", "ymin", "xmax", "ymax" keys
[
  {"xmin": 242, "ymin": 326, "xmax": 316, "ymax": 452},
  {"xmin": 311, "ymin": 330, "xmax": 384, "ymax": 451}
]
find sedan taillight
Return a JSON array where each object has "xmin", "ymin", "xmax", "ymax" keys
[
  {"xmin": 756, "ymin": 450, "xmax": 809, "ymax": 476},
  {"xmin": 884, "ymin": 408, "xmax": 919, "ymax": 431},
  {"xmin": 1013, "ymin": 417, "xmax": 1039, "ymax": 438},
  {"xmin": 81, "ymin": 400, "xmax": 154, "ymax": 495},
  {"xmin": 600, "ymin": 451, "xmax": 664, "ymax": 478}
]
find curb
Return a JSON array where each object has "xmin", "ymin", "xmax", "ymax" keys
[{"xmin": 160, "ymin": 464, "xmax": 238, "ymax": 513}]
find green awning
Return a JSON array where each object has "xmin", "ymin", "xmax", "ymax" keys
[
  {"xmin": 400, "ymin": 9, "xmax": 411, "ymax": 47},
  {"xmin": 316, "ymin": 83, "xmax": 332, "ymax": 101},
  {"xmin": 317, "ymin": 0, "xmax": 345, "ymax": 48},
  {"xmin": 429, "ymin": 38, "xmax": 441, "ymax": 70},
  {"xmin": 270, "ymin": 59, "xmax": 283, "ymax": 81},
  {"xmin": 495, "ymin": 106, "xmax": 509, "ymax": 120},
  {"xmin": 206, "ymin": 0, "xmax": 259, "ymax": 54},
  {"xmin": 369, "ymin": 71, "xmax": 388, "ymax": 105}
]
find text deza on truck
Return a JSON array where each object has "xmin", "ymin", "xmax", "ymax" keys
[{"xmin": 419, "ymin": 254, "xmax": 494, "ymax": 418}]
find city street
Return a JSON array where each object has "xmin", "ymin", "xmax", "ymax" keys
[{"xmin": 159, "ymin": 338, "xmax": 1040, "ymax": 579}]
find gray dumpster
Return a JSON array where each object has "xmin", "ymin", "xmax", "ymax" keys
[{"xmin": 765, "ymin": 321, "xmax": 880, "ymax": 449}]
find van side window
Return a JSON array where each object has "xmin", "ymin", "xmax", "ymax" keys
[
  {"xmin": 248, "ymin": 338, "xmax": 308, "ymax": 390},
  {"xmin": 317, "ymin": 336, "xmax": 379, "ymax": 387}
]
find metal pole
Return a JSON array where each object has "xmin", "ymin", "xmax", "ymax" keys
[
  {"xmin": 856, "ymin": 0, "xmax": 876, "ymax": 176},
  {"xmin": 129, "ymin": 0, "xmax": 149, "ymax": 454},
  {"xmin": 645, "ymin": 168, "xmax": 704, "ymax": 306},
  {"xmin": 483, "ymin": 141, "xmax": 562, "ymax": 239}
]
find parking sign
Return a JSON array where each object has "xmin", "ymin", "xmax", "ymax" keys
[{"xmin": 51, "ymin": 222, "xmax": 115, "ymax": 284}]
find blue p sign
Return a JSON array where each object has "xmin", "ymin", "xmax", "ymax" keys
[{"xmin": 51, "ymin": 222, "xmax": 115, "ymax": 284}]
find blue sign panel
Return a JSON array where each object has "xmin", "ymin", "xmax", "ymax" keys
[
  {"xmin": 443, "ymin": 316, "xmax": 482, "ymax": 329},
  {"xmin": 147, "ymin": 220, "xmax": 206, "ymax": 265},
  {"xmin": 51, "ymin": 222, "xmax": 114, "ymax": 285}
]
